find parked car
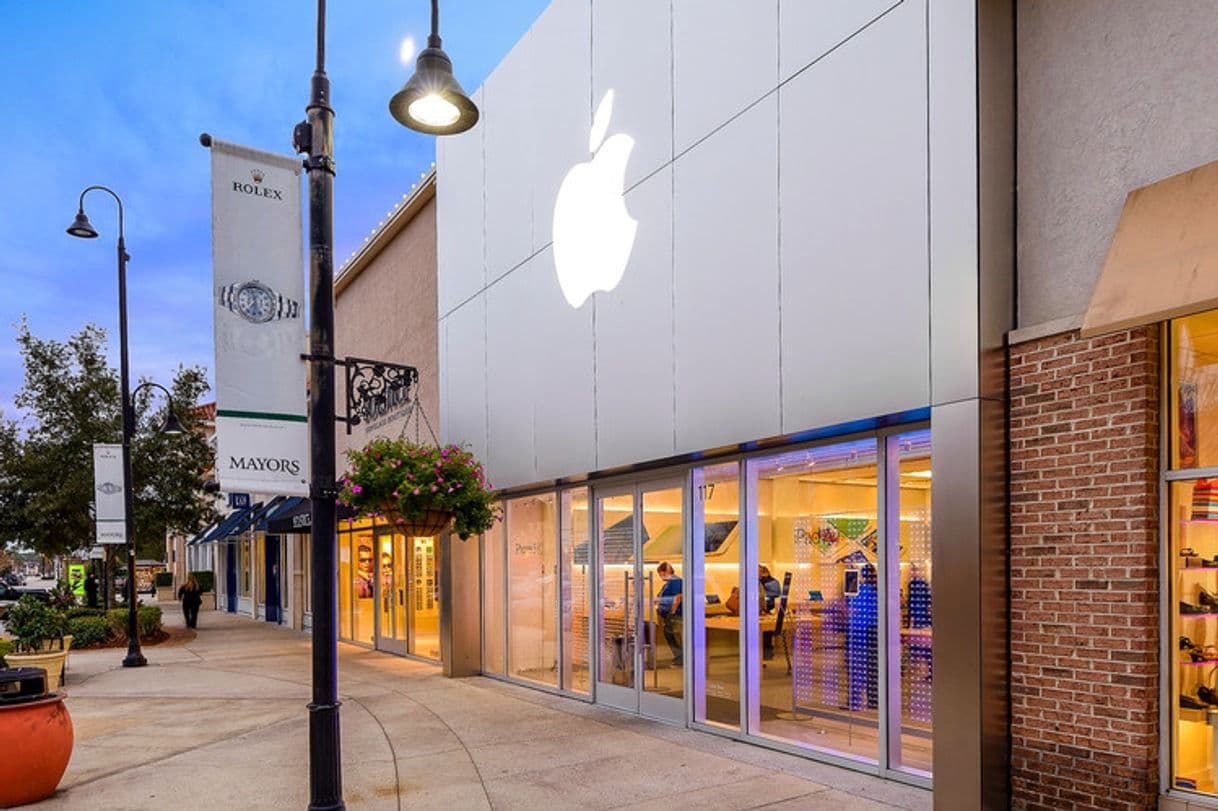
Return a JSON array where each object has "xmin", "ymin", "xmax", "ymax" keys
[
  {"xmin": 0, "ymin": 582, "xmax": 28, "ymax": 619},
  {"xmin": 3, "ymin": 572, "xmax": 24, "ymax": 587}
]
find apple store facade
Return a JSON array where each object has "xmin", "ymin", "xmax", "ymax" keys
[{"xmin": 435, "ymin": 1, "xmax": 1012, "ymax": 806}]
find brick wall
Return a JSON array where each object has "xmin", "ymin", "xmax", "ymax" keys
[{"xmin": 1009, "ymin": 326, "xmax": 1160, "ymax": 811}]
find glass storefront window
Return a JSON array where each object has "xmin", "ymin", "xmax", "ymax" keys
[
  {"xmin": 561, "ymin": 488, "xmax": 592, "ymax": 694},
  {"xmin": 1170, "ymin": 313, "xmax": 1218, "ymax": 796},
  {"xmin": 1172, "ymin": 312, "xmax": 1218, "ymax": 470},
  {"xmin": 338, "ymin": 531, "xmax": 351, "ymax": 639},
  {"xmin": 408, "ymin": 534, "xmax": 440, "ymax": 660},
  {"xmin": 238, "ymin": 538, "xmax": 251, "ymax": 597},
  {"xmin": 352, "ymin": 528, "xmax": 375, "ymax": 645},
  {"xmin": 749, "ymin": 438, "xmax": 880, "ymax": 763},
  {"xmin": 507, "ymin": 494, "xmax": 559, "ymax": 686},
  {"xmin": 693, "ymin": 462, "xmax": 742, "ymax": 729},
  {"xmin": 482, "ymin": 523, "xmax": 506, "ymax": 676},
  {"xmin": 891, "ymin": 430, "xmax": 933, "ymax": 775}
]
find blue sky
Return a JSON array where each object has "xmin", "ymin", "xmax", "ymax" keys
[{"xmin": 0, "ymin": 0, "xmax": 547, "ymax": 418}]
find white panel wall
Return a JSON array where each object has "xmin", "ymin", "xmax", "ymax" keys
[
  {"xmin": 595, "ymin": 166, "xmax": 675, "ymax": 469},
  {"xmin": 485, "ymin": 268, "xmax": 537, "ymax": 487},
  {"xmin": 779, "ymin": 0, "xmax": 898, "ymax": 82},
  {"xmin": 438, "ymin": 0, "xmax": 939, "ymax": 490},
  {"xmin": 592, "ymin": 0, "xmax": 673, "ymax": 190},
  {"xmin": 675, "ymin": 97, "xmax": 781, "ymax": 452},
  {"xmin": 780, "ymin": 0, "xmax": 929, "ymax": 430},
  {"xmin": 673, "ymin": 0, "xmax": 778, "ymax": 155},
  {"xmin": 436, "ymin": 88, "xmax": 485, "ymax": 316},
  {"xmin": 483, "ymin": 33, "xmax": 535, "ymax": 283},
  {"xmin": 528, "ymin": 247, "xmax": 597, "ymax": 479},
  {"xmin": 440, "ymin": 293, "xmax": 488, "ymax": 464},
  {"xmin": 530, "ymin": 0, "xmax": 592, "ymax": 254}
]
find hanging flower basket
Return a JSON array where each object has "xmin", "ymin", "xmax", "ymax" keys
[
  {"xmin": 380, "ymin": 505, "xmax": 453, "ymax": 538},
  {"xmin": 340, "ymin": 438, "xmax": 499, "ymax": 539}
]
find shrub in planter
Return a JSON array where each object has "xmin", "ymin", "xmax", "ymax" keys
[
  {"xmin": 339, "ymin": 439, "xmax": 499, "ymax": 539},
  {"xmin": 0, "ymin": 639, "xmax": 12, "ymax": 666},
  {"xmin": 65, "ymin": 606, "xmax": 104, "ymax": 620},
  {"xmin": 189, "ymin": 570, "xmax": 215, "ymax": 592},
  {"xmin": 66, "ymin": 616, "xmax": 110, "ymax": 648},
  {"xmin": 46, "ymin": 580, "xmax": 76, "ymax": 612},
  {"xmin": 153, "ymin": 571, "xmax": 173, "ymax": 588},
  {"xmin": 6, "ymin": 597, "xmax": 67, "ymax": 653},
  {"xmin": 106, "ymin": 606, "xmax": 163, "ymax": 640}
]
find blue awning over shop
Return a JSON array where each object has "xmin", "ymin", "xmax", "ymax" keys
[
  {"xmin": 185, "ymin": 520, "xmax": 218, "ymax": 547},
  {"xmin": 260, "ymin": 497, "xmax": 304, "ymax": 532},
  {"xmin": 194, "ymin": 505, "xmax": 254, "ymax": 545},
  {"xmin": 229, "ymin": 497, "xmax": 286, "ymax": 536}
]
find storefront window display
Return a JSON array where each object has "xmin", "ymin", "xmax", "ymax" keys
[
  {"xmin": 351, "ymin": 527, "xmax": 376, "ymax": 645},
  {"xmin": 1170, "ymin": 311, "xmax": 1218, "ymax": 795},
  {"xmin": 239, "ymin": 537, "xmax": 251, "ymax": 597},
  {"xmin": 507, "ymin": 495, "xmax": 560, "ymax": 686},
  {"xmin": 561, "ymin": 488, "xmax": 591, "ymax": 694},
  {"xmin": 693, "ymin": 462, "xmax": 742, "ymax": 729}
]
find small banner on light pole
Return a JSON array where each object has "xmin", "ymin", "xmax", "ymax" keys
[
  {"xmin": 208, "ymin": 137, "xmax": 309, "ymax": 496},
  {"xmin": 93, "ymin": 443, "xmax": 126, "ymax": 544}
]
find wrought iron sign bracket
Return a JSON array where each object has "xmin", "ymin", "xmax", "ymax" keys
[{"xmin": 302, "ymin": 353, "xmax": 419, "ymax": 434}]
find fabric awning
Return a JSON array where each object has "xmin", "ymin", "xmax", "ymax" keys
[
  {"xmin": 186, "ymin": 520, "xmax": 218, "ymax": 547},
  {"xmin": 1082, "ymin": 158, "xmax": 1218, "ymax": 337},
  {"xmin": 194, "ymin": 506, "xmax": 254, "ymax": 545}
]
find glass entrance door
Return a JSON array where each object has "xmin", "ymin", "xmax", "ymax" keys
[
  {"xmin": 595, "ymin": 478, "xmax": 686, "ymax": 722},
  {"xmin": 375, "ymin": 530, "xmax": 406, "ymax": 655},
  {"xmin": 407, "ymin": 535, "xmax": 440, "ymax": 660}
]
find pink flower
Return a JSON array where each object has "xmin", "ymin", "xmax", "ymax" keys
[
  {"xmin": 351, "ymin": 485, "xmax": 363, "ymax": 494},
  {"xmin": 447, "ymin": 487, "xmax": 454, "ymax": 493},
  {"xmin": 391, "ymin": 491, "xmax": 400, "ymax": 498},
  {"xmin": 431, "ymin": 485, "xmax": 439, "ymax": 492},
  {"xmin": 412, "ymin": 488, "xmax": 421, "ymax": 495}
]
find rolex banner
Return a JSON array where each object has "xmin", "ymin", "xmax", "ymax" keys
[
  {"xmin": 93, "ymin": 443, "xmax": 126, "ymax": 544},
  {"xmin": 209, "ymin": 137, "xmax": 308, "ymax": 496}
]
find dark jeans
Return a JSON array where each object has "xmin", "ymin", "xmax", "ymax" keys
[
  {"xmin": 659, "ymin": 613, "xmax": 682, "ymax": 663},
  {"xmin": 184, "ymin": 602, "xmax": 200, "ymax": 629}
]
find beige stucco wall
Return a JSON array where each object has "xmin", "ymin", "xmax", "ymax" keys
[
  {"xmin": 334, "ymin": 196, "xmax": 439, "ymax": 463},
  {"xmin": 1017, "ymin": 1, "xmax": 1218, "ymax": 329}
]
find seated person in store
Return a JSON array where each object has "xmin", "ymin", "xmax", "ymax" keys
[
  {"xmin": 655, "ymin": 561, "xmax": 683, "ymax": 667},
  {"xmin": 760, "ymin": 565, "xmax": 782, "ymax": 660}
]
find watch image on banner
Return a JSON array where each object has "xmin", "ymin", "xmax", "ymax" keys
[
  {"xmin": 209, "ymin": 137, "xmax": 309, "ymax": 496},
  {"xmin": 92, "ymin": 443, "xmax": 126, "ymax": 544}
]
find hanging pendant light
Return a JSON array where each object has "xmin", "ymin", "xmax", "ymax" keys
[{"xmin": 389, "ymin": 0, "xmax": 479, "ymax": 135}]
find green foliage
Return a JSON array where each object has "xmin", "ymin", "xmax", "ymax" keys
[
  {"xmin": 105, "ymin": 605, "xmax": 163, "ymax": 640},
  {"xmin": 153, "ymin": 571, "xmax": 173, "ymax": 587},
  {"xmin": 189, "ymin": 570, "xmax": 215, "ymax": 592},
  {"xmin": 339, "ymin": 439, "xmax": 499, "ymax": 539},
  {"xmin": 47, "ymin": 579, "xmax": 76, "ymax": 610},
  {"xmin": 66, "ymin": 615, "xmax": 110, "ymax": 648},
  {"xmin": 0, "ymin": 321, "xmax": 219, "ymax": 558},
  {"xmin": 0, "ymin": 639, "xmax": 12, "ymax": 666},
  {"xmin": 65, "ymin": 606, "xmax": 104, "ymax": 620},
  {"xmin": 5, "ymin": 596, "xmax": 67, "ymax": 652}
]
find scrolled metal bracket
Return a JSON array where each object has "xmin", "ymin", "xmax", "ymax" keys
[{"xmin": 342, "ymin": 356, "xmax": 418, "ymax": 435}]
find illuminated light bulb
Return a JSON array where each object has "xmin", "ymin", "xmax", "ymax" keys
[{"xmin": 408, "ymin": 94, "xmax": 461, "ymax": 127}]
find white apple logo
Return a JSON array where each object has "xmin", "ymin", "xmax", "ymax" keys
[{"xmin": 552, "ymin": 90, "xmax": 637, "ymax": 308}]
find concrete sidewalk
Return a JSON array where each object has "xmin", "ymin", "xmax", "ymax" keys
[{"xmin": 30, "ymin": 607, "xmax": 932, "ymax": 810}]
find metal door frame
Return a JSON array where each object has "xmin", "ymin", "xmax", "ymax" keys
[
  {"xmin": 373, "ymin": 526, "xmax": 407, "ymax": 655},
  {"xmin": 592, "ymin": 476, "xmax": 688, "ymax": 722}
]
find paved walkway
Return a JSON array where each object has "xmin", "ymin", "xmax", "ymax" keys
[{"xmin": 30, "ymin": 607, "xmax": 932, "ymax": 810}]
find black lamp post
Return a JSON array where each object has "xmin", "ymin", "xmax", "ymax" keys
[
  {"xmin": 294, "ymin": 2, "xmax": 476, "ymax": 809},
  {"xmin": 66, "ymin": 189, "xmax": 186, "ymax": 668}
]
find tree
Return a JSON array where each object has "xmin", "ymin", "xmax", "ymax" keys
[{"xmin": 0, "ymin": 320, "xmax": 217, "ymax": 560}]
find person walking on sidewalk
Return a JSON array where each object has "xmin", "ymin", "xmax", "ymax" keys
[{"xmin": 178, "ymin": 574, "xmax": 203, "ymax": 630}]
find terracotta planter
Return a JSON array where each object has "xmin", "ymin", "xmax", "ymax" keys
[
  {"xmin": 199, "ymin": 592, "xmax": 216, "ymax": 612},
  {"xmin": 0, "ymin": 693, "xmax": 73, "ymax": 807},
  {"xmin": 7, "ymin": 650, "xmax": 69, "ymax": 692},
  {"xmin": 155, "ymin": 586, "xmax": 175, "ymax": 603}
]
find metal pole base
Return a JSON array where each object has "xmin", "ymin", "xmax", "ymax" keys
[
  {"xmin": 122, "ymin": 651, "xmax": 147, "ymax": 668},
  {"xmin": 308, "ymin": 700, "xmax": 345, "ymax": 811}
]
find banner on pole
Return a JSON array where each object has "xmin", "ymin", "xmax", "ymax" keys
[
  {"xmin": 93, "ymin": 443, "xmax": 126, "ymax": 544},
  {"xmin": 208, "ymin": 137, "xmax": 308, "ymax": 496}
]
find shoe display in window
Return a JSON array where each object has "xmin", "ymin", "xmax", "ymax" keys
[
  {"xmin": 1181, "ymin": 636, "xmax": 1208, "ymax": 661},
  {"xmin": 1199, "ymin": 685, "xmax": 1218, "ymax": 707},
  {"xmin": 1182, "ymin": 694, "xmax": 1209, "ymax": 711},
  {"xmin": 1182, "ymin": 547, "xmax": 1199, "ymax": 557},
  {"xmin": 1200, "ymin": 587, "xmax": 1218, "ymax": 608},
  {"xmin": 1182, "ymin": 601, "xmax": 1211, "ymax": 615}
]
